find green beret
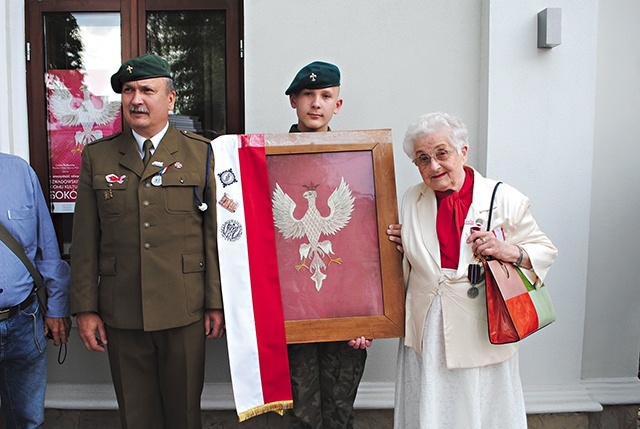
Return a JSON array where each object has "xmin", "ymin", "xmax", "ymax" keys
[
  {"xmin": 110, "ymin": 54, "xmax": 172, "ymax": 93},
  {"xmin": 285, "ymin": 61, "xmax": 341, "ymax": 95}
]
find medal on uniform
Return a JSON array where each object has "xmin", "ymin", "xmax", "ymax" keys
[
  {"xmin": 150, "ymin": 165, "xmax": 170, "ymax": 186},
  {"xmin": 467, "ymin": 263, "xmax": 482, "ymax": 299}
]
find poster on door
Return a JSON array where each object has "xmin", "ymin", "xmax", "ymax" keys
[{"xmin": 46, "ymin": 69, "xmax": 122, "ymax": 213}]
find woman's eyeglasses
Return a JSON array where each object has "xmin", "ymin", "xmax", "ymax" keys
[{"xmin": 412, "ymin": 149, "xmax": 453, "ymax": 167}]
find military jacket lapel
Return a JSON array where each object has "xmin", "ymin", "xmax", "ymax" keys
[{"xmin": 118, "ymin": 135, "xmax": 145, "ymax": 178}]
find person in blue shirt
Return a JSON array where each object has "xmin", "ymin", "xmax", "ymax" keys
[{"xmin": 0, "ymin": 152, "xmax": 71, "ymax": 428}]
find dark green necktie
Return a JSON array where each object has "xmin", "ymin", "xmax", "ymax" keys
[{"xmin": 143, "ymin": 139, "xmax": 153, "ymax": 167}]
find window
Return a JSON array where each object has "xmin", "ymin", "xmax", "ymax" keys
[{"xmin": 25, "ymin": 0, "xmax": 244, "ymax": 257}]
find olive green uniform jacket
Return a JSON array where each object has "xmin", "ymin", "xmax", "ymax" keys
[{"xmin": 70, "ymin": 125, "xmax": 221, "ymax": 331}]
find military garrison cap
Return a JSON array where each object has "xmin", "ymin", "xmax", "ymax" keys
[
  {"xmin": 110, "ymin": 54, "xmax": 172, "ymax": 93},
  {"xmin": 285, "ymin": 61, "xmax": 341, "ymax": 95}
]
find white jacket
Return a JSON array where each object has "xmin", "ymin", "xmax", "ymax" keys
[{"xmin": 401, "ymin": 169, "xmax": 558, "ymax": 368}]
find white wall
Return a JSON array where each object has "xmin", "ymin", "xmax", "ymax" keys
[
  {"xmin": 481, "ymin": 0, "xmax": 603, "ymax": 412},
  {"xmin": 245, "ymin": 0, "xmax": 483, "ymax": 169},
  {"xmin": 1, "ymin": 0, "xmax": 639, "ymax": 414},
  {"xmin": 582, "ymin": 0, "xmax": 640, "ymax": 404},
  {"xmin": 0, "ymin": 0, "xmax": 29, "ymax": 159}
]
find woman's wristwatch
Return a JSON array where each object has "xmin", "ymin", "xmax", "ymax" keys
[{"xmin": 514, "ymin": 245, "xmax": 524, "ymax": 267}]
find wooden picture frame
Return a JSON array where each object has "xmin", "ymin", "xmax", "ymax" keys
[{"xmin": 264, "ymin": 129, "xmax": 405, "ymax": 344}]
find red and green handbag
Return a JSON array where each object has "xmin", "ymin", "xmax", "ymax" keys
[{"xmin": 483, "ymin": 182, "xmax": 556, "ymax": 345}]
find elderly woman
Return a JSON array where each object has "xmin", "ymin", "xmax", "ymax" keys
[{"xmin": 387, "ymin": 112, "xmax": 557, "ymax": 428}]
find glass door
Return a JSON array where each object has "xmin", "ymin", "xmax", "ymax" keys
[
  {"xmin": 146, "ymin": 10, "xmax": 227, "ymax": 139},
  {"xmin": 26, "ymin": 0, "xmax": 243, "ymax": 258},
  {"xmin": 44, "ymin": 12, "xmax": 122, "ymax": 217}
]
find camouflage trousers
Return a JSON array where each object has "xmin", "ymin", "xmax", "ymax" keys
[{"xmin": 287, "ymin": 342, "xmax": 367, "ymax": 429}]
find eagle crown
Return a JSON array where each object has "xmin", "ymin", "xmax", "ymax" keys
[{"xmin": 303, "ymin": 182, "xmax": 319, "ymax": 191}]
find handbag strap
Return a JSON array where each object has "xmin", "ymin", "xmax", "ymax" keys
[
  {"xmin": 0, "ymin": 222, "xmax": 47, "ymax": 312},
  {"xmin": 486, "ymin": 182, "xmax": 503, "ymax": 232}
]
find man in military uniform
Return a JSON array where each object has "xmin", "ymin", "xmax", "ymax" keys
[
  {"xmin": 71, "ymin": 53, "xmax": 224, "ymax": 429},
  {"xmin": 285, "ymin": 61, "xmax": 372, "ymax": 429}
]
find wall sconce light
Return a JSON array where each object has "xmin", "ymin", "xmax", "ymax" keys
[{"xmin": 537, "ymin": 8, "xmax": 561, "ymax": 48}]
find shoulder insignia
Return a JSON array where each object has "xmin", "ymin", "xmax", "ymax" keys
[
  {"xmin": 180, "ymin": 129, "xmax": 212, "ymax": 145},
  {"xmin": 87, "ymin": 132, "xmax": 123, "ymax": 146}
]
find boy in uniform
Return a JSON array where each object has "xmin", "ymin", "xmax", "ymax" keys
[{"xmin": 284, "ymin": 61, "xmax": 371, "ymax": 429}]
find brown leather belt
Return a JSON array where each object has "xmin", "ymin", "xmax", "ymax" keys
[{"xmin": 0, "ymin": 293, "xmax": 37, "ymax": 322}]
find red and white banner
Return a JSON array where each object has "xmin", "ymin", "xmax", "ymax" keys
[{"xmin": 211, "ymin": 134, "xmax": 292, "ymax": 421}]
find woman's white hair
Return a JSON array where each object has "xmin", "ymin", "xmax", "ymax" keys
[{"xmin": 402, "ymin": 112, "xmax": 469, "ymax": 159}]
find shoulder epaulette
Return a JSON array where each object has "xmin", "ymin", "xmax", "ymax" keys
[
  {"xmin": 178, "ymin": 129, "xmax": 212, "ymax": 145},
  {"xmin": 87, "ymin": 132, "xmax": 123, "ymax": 146}
]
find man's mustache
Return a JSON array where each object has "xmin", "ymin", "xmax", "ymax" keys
[{"xmin": 129, "ymin": 106, "xmax": 149, "ymax": 114}]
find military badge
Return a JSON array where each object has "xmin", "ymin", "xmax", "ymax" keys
[
  {"xmin": 105, "ymin": 174, "xmax": 126, "ymax": 184},
  {"xmin": 218, "ymin": 168, "xmax": 237, "ymax": 188},
  {"xmin": 218, "ymin": 193, "xmax": 239, "ymax": 213},
  {"xmin": 221, "ymin": 219, "xmax": 243, "ymax": 242}
]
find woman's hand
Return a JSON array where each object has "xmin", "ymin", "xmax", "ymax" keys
[
  {"xmin": 467, "ymin": 231, "xmax": 530, "ymax": 268},
  {"xmin": 386, "ymin": 224, "xmax": 404, "ymax": 254}
]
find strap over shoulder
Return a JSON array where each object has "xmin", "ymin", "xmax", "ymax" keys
[
  {"xmin": 486, "ymin": 181, "xmax": 503, "ymax": 231},
  {"xmin": 0, "ymin": 223, "xmax": 48, "ymax": 311}
]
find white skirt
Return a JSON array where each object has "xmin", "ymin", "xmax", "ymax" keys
[{"xmin": 394, "ymin": 295, "xmax": 527, "ymax": 429}]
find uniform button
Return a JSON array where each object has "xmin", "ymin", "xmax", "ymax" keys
[
  {"xmin": 199, "ymin": 262, "xmax": 204, "ymax": 268},
  {"xmin": 179, "ymin": 178, "xmax": 185, "ymax": 183},
  {"xmin": 144, "ymin": 243, "xmax": 151, "ymax": 249},
  {"xmin": 143, "ymin": 200, "xmax": 150, "ymax": 206},
  {"xmin": 143, "ymin": 222, "xmax": 150, "ymax": 228},
  {"xmin": 145, "ymin": 182, "xmax": 151, "ymax": 188}
]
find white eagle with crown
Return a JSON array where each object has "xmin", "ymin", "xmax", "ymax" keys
[
  {"xmin": 47, "ymin": 74, "xmax": 121, "ymax": 153},
  {"xmin": 272, "ymin": 178, "xmax": 355, "ymax": 291}
]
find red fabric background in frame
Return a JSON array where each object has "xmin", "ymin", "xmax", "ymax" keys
[{"xmin": 267, "ymin": 151, "xmax": 384, "ymax": 321}]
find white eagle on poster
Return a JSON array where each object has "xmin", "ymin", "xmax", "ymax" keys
[
  {"xmin": 47, "ymin": 75, "xmax": 121, "ymax": 153},
  {"xmin": 272, "ymin": 178, "xmax": 355, "ymax": 291}
]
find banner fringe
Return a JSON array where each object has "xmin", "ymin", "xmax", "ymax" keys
[{"xmin": 237, "ymin": 400, "xmax": 294, "ymax": 422}]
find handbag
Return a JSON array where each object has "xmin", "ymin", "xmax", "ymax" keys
[{"xmin": 483, "ymin": 182, "xmax": 556, "ymax": 344}]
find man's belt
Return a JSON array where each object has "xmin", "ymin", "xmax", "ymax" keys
[{"xmin": 0, "ymin": 293, "xmax": 37, "ymax": 321}]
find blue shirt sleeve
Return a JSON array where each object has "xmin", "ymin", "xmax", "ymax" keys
[{"xmin": 0, "ymin": 153, "xmax": 70, "ymax": 317}]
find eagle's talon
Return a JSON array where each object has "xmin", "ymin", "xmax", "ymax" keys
[
  {"xmin": 295, "ymin": 262, "xmax": 309, "ymax": 271},
  {"xmin": 327, "ymin": 256, "xmax": 342, "ymax": 266}
]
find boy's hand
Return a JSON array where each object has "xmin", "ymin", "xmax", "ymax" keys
[{"xmin": 348, "ymin": 336, "xmax": 373, "ymax": 349}]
